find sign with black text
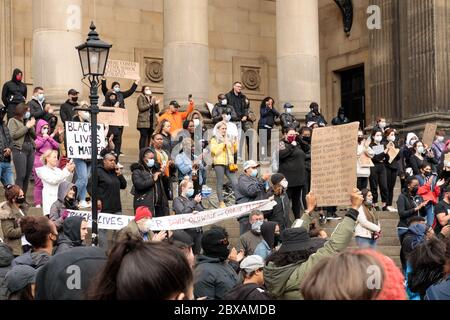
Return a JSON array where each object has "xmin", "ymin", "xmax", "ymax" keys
[{"xmin": 65, "ymin": 121, "xmax": 106, "ymax": 159}]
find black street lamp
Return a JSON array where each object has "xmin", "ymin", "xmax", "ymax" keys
[{"xmin": 75, "ymin": 22, "xmax": 112, "ymax": 246}]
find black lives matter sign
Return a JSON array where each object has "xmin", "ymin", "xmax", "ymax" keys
[{"xmin": 65, "ymin": 121, "xmax": 106, "ymax": 159}]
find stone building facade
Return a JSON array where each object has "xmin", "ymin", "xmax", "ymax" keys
[{"xmin": 0, "ymin": 0, "xmax": 446, "ymax": 152}]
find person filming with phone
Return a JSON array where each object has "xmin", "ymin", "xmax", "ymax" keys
[{"xmin": 158, "ymin": 95, "xmax": 195, "ymax": 135}]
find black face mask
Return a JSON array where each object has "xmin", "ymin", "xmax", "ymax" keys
[
  {"xmin": 274, "ymin": 234, "xmax": 281, "ymax": 247},
  {"xmin": 16, "ymin": 196, "xmax": 25, "ymax": 204},
  {"xmin": 424, "ymin": 172, "xmax": 431, "ymax": 177},
  {"xmin": 410, "ymin": 186, "xmax": 419, "ymax": 196},
  {"xmin": 358, "ymin": 137, "xmax": 364, "ymax": 143},
  {"xmin": 71, "ymin": 97, "xmax": 78, "ymax": 103},
  {"xmin": 302, "ymin": 136, "xmax": 311, "ymax": 143}
]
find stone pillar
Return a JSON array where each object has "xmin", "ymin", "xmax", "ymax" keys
[
  {"xmin": 32, "ymin": 0, "xmax": 82, "ymax": 104},
  {"xmin": 276, "ymin": 0, "xmax": 320, "ymax": 117},
  {"xmin": 163, "ymin": 0, "xmax": 209, "ymax": 106},
  {"xmin": 0, "ymin": 0, "xmax": 13, "ymax": 86}
]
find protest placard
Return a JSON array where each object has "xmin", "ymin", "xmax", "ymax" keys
[
  {"xmin": 387, "ymin": 142, "xmax": 400, "ymax": 164},
  {"xmin": 311, "ymin": 122, "xmax": 360, "ymax": 206},
  {"xmin": 422, "ymin": 123, "xmax": 438, "ymax": 147},
  {"xmin": 65, "ymin": 121, "xmax": 106, "ymax": 159},
  {"xmin": 97, "ymin": 107, "xmax": 129, "ymax": 127},
  {"xmin": 67, "ymin": 199, "xmax": 276, "ymax": 231},
  {"xmin": 104, "ymin": 59, "xmax": 140, "ymax": 80}
]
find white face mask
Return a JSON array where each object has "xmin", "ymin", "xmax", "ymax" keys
[
  {"xmin": 81, "ymin": 111, "xmax": 90, "ymax": 121},
  {"xmin": 374, "ymin": 136, "xmax": 383, "ymax": 143},
  {"xmin": 193, "ymin": 119, "xmax": 200, "ymax": 127},
  {"xmin": 280, "ymin": 179, "xmax": 288, "ymax": 189},
  {"xmin": 224, "ymin": 114, "xmax": 231, "ymax": 122},
  {"xmin": 379, "ymin": 122, "xmax": 386, "ymax": 129},
  {"xmin": 42, "ymin": 128, "xmax": 49, "ymax": 135},
  {"xmin": 221, "ymin": 99, "xmax": 227, "ymax": 106},
  {"xmin": 437, "ymin": 136, "xmax": 445, "ymax": 142},
  {"xmin": 286, "ymin": 108, "xmax": 292, "ymax": 114},
  {"xmin": 410, "ymin": 139, "xmax": 418, "ymax": 146},
  {"xmin": 417, "ymin": 146, "xmax": 425, "ymax": 154},
  {"xmin": 388, "ymin": 135, "xmax": 396, "ymax": 142},
  {"xmin": 145, "ymin": 89, "xmax": 152, "ymax": 96}
]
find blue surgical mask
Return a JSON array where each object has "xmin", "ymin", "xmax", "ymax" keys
[
  {"xmin": 24, "ymin": 111, "xmax": 31, "ymax": 119},
  {"xmin": 114, "ymin": 87, "xmax": 120, "ymax": 93},
  {"xmin": 146, "ymin": 159, "xmax": 155, "ymax": 168},
  {"xmin": 365, "ymin": 200, "xmax": 373, "ymax": 206},
  {"xmin": 37, "ymin": 94, "xmax": 45, "ymax": 102},
  {"xmin": 251, "ymin": 169, "xmax": 258, "ymax": 178},
  {"xmin": 186, "ymin": 189, "xmax": 195, "ymax": 198}
]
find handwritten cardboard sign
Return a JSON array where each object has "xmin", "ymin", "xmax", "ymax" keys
[
  {"xmin": 387, "ymin": 142, "xmax": 400, "ymax": 164},
  {"xmin": 104, "ymin": 59, "xmax": 140, "ymax": 80},
  {"xmin": 97, "ymin": 107, "xmax": 129, "ymax": 127},
  {"xmin": 311, "ymin": 122, "xmax": 360, "ymax": 206},
  {"xmin": 422, "ymin": 123, "xmax": 438, "ymax": 147},
  {"xmin": 65, "ymin": 121, "xmax": 106, "ymax": 159}
]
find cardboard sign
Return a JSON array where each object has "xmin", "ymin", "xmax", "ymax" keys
[
  {"xmin": 65, "ymin": 121, "xmax": 106, "ymax": 159},
  {"xmin": 359, "ymin": 150, "xmax": 374, "ymax": 168},
  {"xmin": 311, "ymin": 122, "xmax": 360, "ymax": 206},
  {"xmin": 387, "ymin": 142, "xmax": 400, "ymax": 164},
  {"xmin": 104, "ymin": 59, "xmax": 140, "ymax": 80},
  {"xmin": 422, "ymin": 123, "xmax": 438, "ymax": 147},
  {"xmin": 97, "ymin": 107, "xmax": 129, "ymax": 127}
]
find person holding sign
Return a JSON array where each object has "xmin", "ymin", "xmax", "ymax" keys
[
  {"xmin": 8, "ymin": 103, "xmax": 36, "ymax": 200},
  {"xmin": 432, "ymin": 130, "xmax": 446, "ymax": 161},
  {"xmin": 137, "ymin": 85, "xmax": 159, "ymax": 150},
  {"xmin": 357, "ymin": 130, "xmax": 374, "ymax": 191},
  {"xmin": 369, "ymin": 130, "xmax": 390, "ymax": 211},
  {"xmin": 36, "ymin": 150, "xmax": 75, "ymax": 216},
  {"xmin": 410, "ymin": 141, "xmax": 438, "ymax": 176},
  {"xmin": 384, "ymin": 129, "xmax": 401, "ymax": 212}
]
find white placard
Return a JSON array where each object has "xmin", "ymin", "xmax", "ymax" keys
[{"xmin": 65, "ymin": 121, "xmax": 106, "ymax": 159}]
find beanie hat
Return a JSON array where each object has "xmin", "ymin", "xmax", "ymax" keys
[
  {"xmin": 201, "ymin": 227, "xmax": 230, "ymax": 261},
  {"xmin": 135, "ymin": 206, "xmax": 153, "ymax": 222},
  {"xmin": 356, "ymin": 249, "xmax": 406, "ymax": 300},
  {"xmin": 5, "ymin": 265, "xmax": 36, "ymax": 293},
  {"xmin": 271, "ymin": 173, "xmax": 285, "ymax": 185}
]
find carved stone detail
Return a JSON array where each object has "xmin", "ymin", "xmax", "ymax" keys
[
  {"xmin": 241, "ymin": 67, "xmax": 261, "ymax": 91},
  {"xmin": 145, "ymin": 58, "xmax": 163, "ymax": 83}
]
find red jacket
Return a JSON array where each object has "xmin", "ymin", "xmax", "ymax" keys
[{"xmin": 417, "ymin": 180, "xmax": 441, "ymax": 205}]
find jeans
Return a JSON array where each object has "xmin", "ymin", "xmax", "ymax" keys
[
  {"xmin": 12, "ymin": 143, "xmax": 35, "ymax": 196},
  {"xmin": 355, "ymin": 236, "xmax": 377, "ymax": 249},
  {"xmin": 214, "ymin": 165, "xmax": 237, "ymax": 202},
  {"xmin": 74, "ymin": 159, "xmax": 91, "ymax": 202},
  {"xmin": 0, "ymin": 161, "xmax": 14, "ymax": 186},
  {"xmin": 369, "ymin": 163, "xmax": 388, "ymax": 204},
  {"xmin": 423, "ymin": 203, "xmax": 435, "ymax": 226}
]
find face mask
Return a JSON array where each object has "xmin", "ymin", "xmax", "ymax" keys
[
  {"xmin": 286, "ymin": 108, "xmax": 292, "ymax": 114},
  {"xmin": 110, "ymin": 99, "xmax": 117, "ymax": 105},
  {"xmin": 81, "ymin": 112, "xmax": 90, "ymax": 121},
  {"xmin": 378, "ymin": 122, "xmax": 386, "ymax": 129},
  {"xmin": 424, "ymin": 171, "xmax": 431, "ymax": 177},
  {"xmin": 280, "ymin": 179, "xmax": 288, "ymax": 189},
  {"xmin": 358, "ymin": 137, "xmax": 364, "ymax": 143},
  {"xmin": 274, "ymin": 233, "xmax": 281, "ymax": 246},
  {"xmin": 374, "ymin": 136, "xmax": 383, "ymax": 143},
  {"xmin": 186, "ymin": 189, "xmax": 195, "ymax": 198},
  {"xmin": 24, "ymin": 111, "xmax": 31, "ymax": 119},
  {"xmin": 251, "ymin": 220, "xmax": 263, "ymax": 234},
  {"xmin": 417, "ymin": 147, "xmax": 425, "ymax": 154},
  {"xmin": 388, "ymin": 135, "xmax": 396, "ymax": 142},
  {"xmin": 71, "ymin": 96, "xmax": 78, "ymax": 103},
  {"xmin": 411, "ymin": 186, "xmax": 419, "ymax": 195},
  {"xmin": 37, "ymin": 94, "xmax": 45, "ymax": 102},
  {"xmin": 113, "ymin": 87, "xmax": 120, "ymax": 93},
  {"xmin": 251, "ymin": 169, "xmax": 258, "ymax": 178},
  {"xmin": 193, "ymin": 119, "xmax": 200, "ymax": 127},
  {"xmin": 15, "ymin": 196, "xmax": 25, "ymax": 204},
  {"xmin": 302, "ymin": 136, "xmax": 311, "ymax": 143},
  {"xmin": 224, "ymin": 114, "xmax": 231, "ymax": 122},
  {"xmin": 287, "ymin": 136, "xmax": 296, "ymax": 143},
  {"xmin": 146, "ymin": 159, "xmax": 155, "ymax": 168},
  {"xmin": 145, "ymin": 90, "xmax": 152, "ymax": 96},
  {"xmin": 42, "ymin": 128, "xmax": 49, "ymax": 135},
  {"xmin": 365, "ymin": 199, "xmax": 373, "ymax": 206},
  {"xmin": 16, "ymin": 74, "xmax": 22, "ymax": 82},
  {"xmin": 221, "ymin": 99, "xmax": 227, "ymax": 106},
  {"xmin": 437, "ymin": 136, "xmax": 445, "ymax": 142}
]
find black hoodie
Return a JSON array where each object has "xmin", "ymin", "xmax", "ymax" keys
[
  {"xmin": 260, "ymin": 221, "xmax": 278, "ymax": 249},
  {"xmin": 224, "ymin": 283, "xmax": 272, "ymax": 300},
  {"xmin": 0, "ymin": 243, "xmax": 14, "ymax": 300},
  {"xmin": 54, "ymin": 216, "xmax": 84, "ymax": 255},
  {"xmin": 1, "ymin": 69, "xmax": 27, "ymax": 107}
]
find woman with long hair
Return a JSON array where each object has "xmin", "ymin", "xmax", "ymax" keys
[{"xmin": 355, "ymin": 189, "xmax": 381, "ymax": 249}]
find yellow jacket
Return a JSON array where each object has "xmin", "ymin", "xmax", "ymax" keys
[{"xmin": 210, "ymin": 137, "xmax": 237, "ymax": 166}]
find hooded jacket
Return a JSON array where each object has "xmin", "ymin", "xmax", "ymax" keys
[
  {"xmin": 235, "ymin": 174, "xmax": 267, "ymax": 205},
  {"xmin": 278, "ymin": 139, "xmax": 306, "ymax": 187},
  {"xmin": 263, "ymin": 211, "xmax": 356, "ymax": 300},
  {"xmin": 224, "ymin": 283, "xmax": 272, "ymax": 300},
  {"xmin": 331, "ymin": 108, "xmax": 350, "ymax": 126},
  {"xmin": 237, "ymin": 230, "xmax": 263, "ymax": 256},
  {"xmin": 101, "ymin": 80, "xmax": 138, "ymax": 109},
  {"xmin": 54, "ymin": 216, "xmax": 84, "ymax": 255},
  {"xmin": 254, "ymin": 221, "xmax": 277, "ymax": 260},
  {"xmin": 0, "ymin": 201, "xmax": 25, "ymax": 256},
  {"xmin": 34, "ymin": 119, "xmax": 59, "ymax": 167},
  {"xmin": 49, "ymin": 181, "xmax": 78, "ymax": 230},
  {"xmin": 8, "ymin": 117, "xmax": 36, "ymax": 150},
  {"xmin": 425, "ymin": 276, "xmax": 450, "ymax": 300},
  {"xmin": 0, "ymin": 122, "xmax": 13, "ymax": 163},
  {"xmin": 29, "ymin": 96, "xmax": 52, "ymax": 122},
  {"xmin": 0, "ymin": 243, "xmax": 14, "ymax": 300},
  {"xmin": 88, "ymin": 164, "xmax": 127, "ymax": 214},
  {"xmin": 1, "ymin": 69, "xmax": 27, "ymax": 107},
  {"xmin": 396, "ymin": 190, "xmax": 419, "ymax": 229},
  {"xmin": 116, "ymin": 219, "xmax": 154, "ymax": 243},
  {"xmin": 211, "ymin": 103, "xmax": 239, "ymax": 124},
  {"xmin": 225, "ymin": 90, "xmax": 248, "ymax": 120},
  {"xmin": 264, "ymin": 191, "xmax": 290, "ymax": 231},
  {"xmin": 11, "ymin": 250, "xmax": 50, "ymax": 269},
  {"xmin": 130, "ymin": 148, "xmax": 168, "ymax": 214},
  {"xmin": 400, "ymin": 223, "xmax": 427, "ymax": 270},
  {"xmin": 194, "ymin": 255, "xmax": 239, "ymax": 300}
]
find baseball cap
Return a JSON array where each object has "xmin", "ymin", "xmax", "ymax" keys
[
  {"xmin": 68, "ymin": 89, "xmax": 79, "ymax": 95},
  {"xmin": 240, "ymin": 255, "xmax": 265, "ymax": 273},
  {"xmin": 243, "ymin": 160, "xmax": 260, "ymax": 171},
  {"xmin": 169, "ymin": 101, "xmax": 180, "ymax": 108},
  {"xmin": 284, "ymin": 103, "xmax": 294, "ymax": 109}
]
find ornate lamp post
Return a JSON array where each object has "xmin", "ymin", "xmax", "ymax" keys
[{"xmin": 75, "ymin": 22, "xmax": 112, "ymax": 246}]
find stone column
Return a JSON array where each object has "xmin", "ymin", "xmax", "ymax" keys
[
  {"xmin": 163, "ymin": 0, "xmax": 209, "ymax": 106},
  {"xmin": 276, "ymin": 0, "xmax": 320, "ymax": 117},
  {"xmin": 32, "ymin": 0, "xmax": 82, "ymax": 104},
  {"xmin": 0, "ymin": 0, "xmax": 13, "ymax": 86}
]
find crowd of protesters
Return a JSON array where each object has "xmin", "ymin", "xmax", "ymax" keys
[{"xmin": 0, "ymin": 69, "xmax": 449, "ymax": 301}]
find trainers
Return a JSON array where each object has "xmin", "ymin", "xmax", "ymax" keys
[
  {"xmin": 79, "ymin": 200, "xmax": 91, "ymax": 209},
  {"xmin": 326, "ymin": 213, "xmax": 342, "ymax": 221},
  {"xmin": 219, "ymin": 202, "xmax": 226, "ymax": 208},
  {"xmin": 386, "ymin": 206, "xmax": 398, "ymax": 212}
]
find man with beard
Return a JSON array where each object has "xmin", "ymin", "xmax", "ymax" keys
[{"xmin": 236, "ymin": 211, "xmax": 264, "ymax": 256}]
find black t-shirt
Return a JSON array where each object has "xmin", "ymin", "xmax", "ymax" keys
[{"xmin": 434, "ymin": 200, "xmax": 450, "ymax": 234}]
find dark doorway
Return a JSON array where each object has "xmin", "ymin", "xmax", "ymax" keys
[{"xmin": 340, "ymin": 66, "xmax": 365, "ymax": 129}]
